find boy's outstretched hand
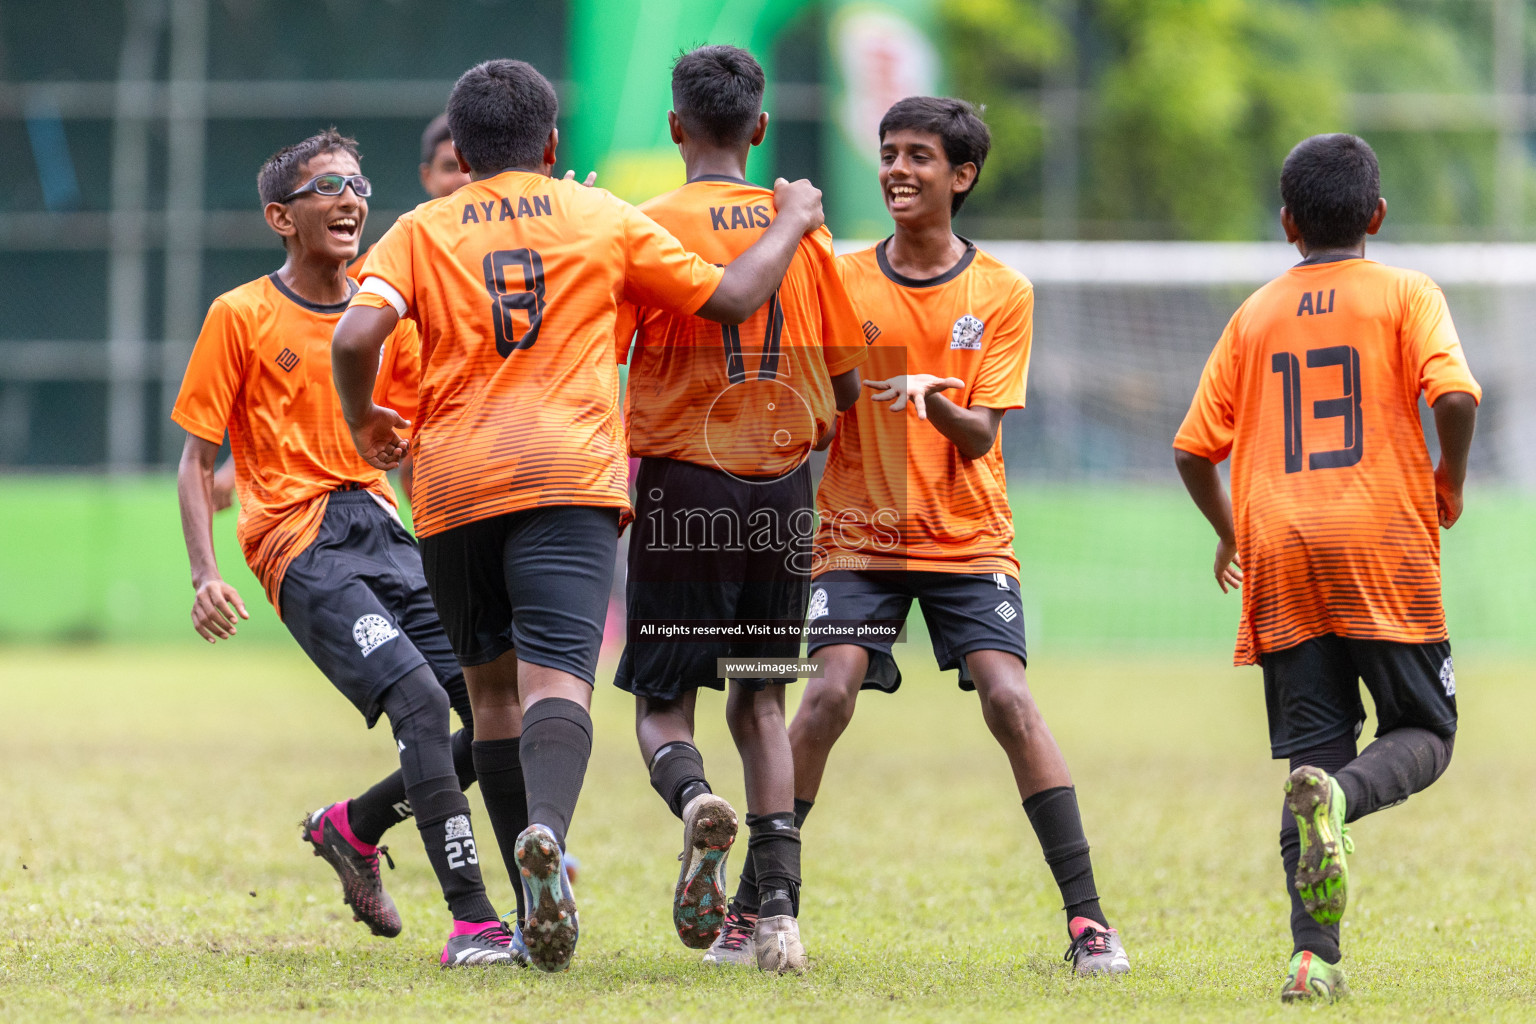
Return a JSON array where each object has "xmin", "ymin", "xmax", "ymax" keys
[
  {"xmin": 346, "ymin": 404, "xmax": 410, "ymax": 470},
  {"xmin": 772, "ymin": 177, "xmax": 824, "ymax": 234},
  {"xmin": 865, "ymin": 375, "xmax": 966, "ymax": 420}
]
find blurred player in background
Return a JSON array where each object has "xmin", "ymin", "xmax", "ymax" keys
[
  {"xmin": 332, "ymin": 58, "xmax": 827, "ymax": 972},
  {"xmin": 172, "ymin": 130, "xmax": 520, "ymax": 967},
  {"xmin": 1175, "ymin": 133, "xmax": 1479, "ymax": 1004},
  {"xmin": 788, "ymin": 97, "xmax": 1132, "ymax": 976},
  {"xmin": 614, "ymin": 45, "xmax": 864, "ymax": 972}
]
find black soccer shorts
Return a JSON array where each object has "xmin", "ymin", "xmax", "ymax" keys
[
  {"xmin": 278, "ymin": 489, "xmax": 465, "ymax": 727},
  {"xmin": 1260, "ymin": 632, "xmax": 1458, "ymax": 758},
  {"xmin": 615, "ymin": 457, "xmax": 813, "ymax": 700},
  {"xmin": 804, "ymin": 568, "xmax": 1028, "ymax": 693},
  {"xmin": 419, "ymin": 504, "xmax": 620, "ymax": 684}
]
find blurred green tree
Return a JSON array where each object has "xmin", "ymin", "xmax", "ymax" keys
[{"xmin": 939, "ymin": 0, "xmax": 1499, "ymax": 239}]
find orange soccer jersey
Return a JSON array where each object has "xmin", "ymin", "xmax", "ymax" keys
[
  {"xmin": 619, "ymin": 177, "xmax": 867, "ymax": 478},
  {"xmin": 171, "ymin": 273, "xmax": 419, "ymax": 614},
  {"xmin": 351, "ymin": 170, "xmax": 725, "ymax": 537},
  {"xmin": 1174, "ymin": 257, "xmax": 1481, "ymax": 665},
  {"xmin": 814, "ymin": 240, "xmax": 1033, "ymax": 575}
]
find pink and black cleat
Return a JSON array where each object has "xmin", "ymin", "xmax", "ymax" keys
[
  {"xmin": 300, "ymin": 801, "xmax": 401, "ymax": 938},
  {"xmin": 1064, "ymin": 917, "xmax": 1131, "ymax": 976},
  {"xmin": 440, "ymin": 919, "xmax": 522, "ymax": 968}
]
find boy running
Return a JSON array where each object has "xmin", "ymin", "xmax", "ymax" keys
[
  {"xmin": 173, "ymin": 130, "xmax": 518, "ymax": 967},
  {"xmin": 785, "ymin": 97, "xmax": 1131, "ymax": 976},
  {"xmin": 614, "ymin": 45, "xmax": 865, "ymax": 973},
  {"xmin": 1174, "ymin": 133, "xmax": 1479, "ymax": 1004},
  {"xmin": 331, "ymin": 59, "xmax": 826, "ymax": 973}
]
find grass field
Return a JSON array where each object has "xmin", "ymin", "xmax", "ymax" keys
[{"xmin": 4, "ymin": 645, "xmax": 1536, "ymax": 1021}]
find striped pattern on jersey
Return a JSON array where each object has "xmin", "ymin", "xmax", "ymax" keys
[
  {"xmin": 171, "ymin": 274, "xmax": 414, "ymax": 615},
  {"xmin": 814, "ymin": 240, "xmax": 1033, "ymax": 576},
  {"xmin": 352, "ymin": 170, "xmax": 723, "ymax": 537},
  {"xmin": 620, "ymin": 178, "xmax": 866, "ymax": 478},
  {"xmin": 1175, "ymin": 258, "xmax": 1481, "ymax": 665}
]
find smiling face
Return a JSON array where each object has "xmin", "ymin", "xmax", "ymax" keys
[
  {"xmin": 878, "ymin": 128, "xmax": 976, "ymax": 227},
  {"xmin": 267, "ymin": 149, "xmax": 367, "ymax": 262}
]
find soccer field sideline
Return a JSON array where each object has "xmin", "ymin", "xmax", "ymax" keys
[
  {"xmin": 3, "ymin": 478, "xmax": 1533, "ymax": 653},
  {"xmin": 2, "ymin": 645, "xmax": 1534, "ymax": 1021}
]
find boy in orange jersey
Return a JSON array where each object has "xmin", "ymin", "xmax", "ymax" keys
[
  {"xmin": 614, "ymin": 46, "xmax": 865, "ymax": 973},
  {"xmin": 331, "ymin": 59, "xmax": 827, "ymax": 973},
  {"xmin": 787, "ymin": 97, "xmax": 1130, "ymax": 977},
  {"xmin": 1175, "ymin": 134, "xmax": 1479, "ymax": 1004},
  {"xmin": 173, "ymin": 130, "xmax": 520, "ymax": 967}
]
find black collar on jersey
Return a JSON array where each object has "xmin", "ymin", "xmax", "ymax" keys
[
  {"xmin": 876, "ymin": 235, "xmax": 977, "ymax": 288},
  {"xmin": 267, "ymin": 271, "xmax": 357, "ymax": 315},
  {"xmin": 687, "ymin": 173, "xmax": 752, "ymax": 185},
  {"xmin": 1296, "ymin": 252, "xmax": 1364, "ymax": 267}
]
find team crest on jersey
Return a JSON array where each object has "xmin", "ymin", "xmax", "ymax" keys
[
  {"xmin": 352, "ymin": 614, "xmax": 399, "ymax": 657},
  {"xmin": 444, "ymin": 814, "xmax": 473, "ymax": 841},
  {"xmin": 1439, "ymin": 656, "xmax": 1456, "ymax": 696},
  {"xmin": 951, "ymin": 314, "xmax": 985, "ymax": 350},
  {"xmin": 807, "ymin": 587, "xmax": 829, "ymax": 622}
]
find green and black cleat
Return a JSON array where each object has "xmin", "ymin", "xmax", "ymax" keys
[{"xmin": 1284, "ymin": 766, "xmax": 1354, "ymax": 926}]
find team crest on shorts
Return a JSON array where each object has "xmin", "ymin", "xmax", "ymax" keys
[
  {"xmin": 352, "ymin": 613, "xmax": 400, "ymax": 657},
  {"xmin": 807, "ymin": 587, "xmax": 829, "ymax": 622},
  {"xmin": 444, "ymin": 814, "xmax": 473, "ymax": 841},
  {"xmin": 951, "ymin": 314, "xmax": 984, "ymax": 350},
  {"xmin": 1439, "ymin": 656, "xmax": 1456, "ymax": 696}
]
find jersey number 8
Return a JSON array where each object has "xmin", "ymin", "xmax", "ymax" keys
[{"xmin": 483, "ymin": 248, "xmax": 546, "ymax": 356}]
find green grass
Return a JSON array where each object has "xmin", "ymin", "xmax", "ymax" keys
[
  {"xmin": 3, "ymin": 646, "xmax": 1536, "ymax": 1021},
  {"xmin": 2, "ymin": 477, "xmax": 1532, "ymax": 650}
]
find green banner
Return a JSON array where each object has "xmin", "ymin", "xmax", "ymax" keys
[
  {"xmin": 822, "ymin": 0, "xmax": 942, "ymax": 239},
  {"xmin": 568, "ymin": 0, "xmax": 813, "ymax": 203}
]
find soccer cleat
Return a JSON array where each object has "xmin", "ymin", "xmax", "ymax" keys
[
  {"xmin": 439, "ymin": 920, "xmax": 520, "ymax": 968},
  {"xmin": 1064, "ymin": 917, "xmax": 1131, "ymax": 976},
  {"xmin": 701, "ymin": 906, "xmax": 757, "ymax": 967},
  {"xmin": 1285, "ymin": 766, "xmax": 1354, "ymax": 925},
  {"xmin": 300, "ymin": 801, "xmax": 401, "ymax": 938},
  {"xmin": 753, "ymin": 914, "xmax": 808, "ymax": 974},
  {"xmin": 498, "ymin": 913, "xmax": 531, "ymax": 966},
  {"xmin": 674, "ymin": 793, "xmax": 738, "ymax": 948},
  {"xmin": 516, "ymin": 824, "xmax": 579, "ymax": 972},
  {"xmin": 1279, "ymin": 950, "xmax": 1348, "ymax": 1003}
]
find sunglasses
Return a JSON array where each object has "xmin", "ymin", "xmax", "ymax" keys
[{"xmin": 279, "ymin": 173, "xmax": 372, "ymax": 203}]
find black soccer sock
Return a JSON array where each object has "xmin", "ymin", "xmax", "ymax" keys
[
  {"xmin": 746, "ymin": 812, "xmax": 801, "ymax": 919},
  {"xmin": 346, "ymin": 727, "xmax": 478, "ymax": 847},
  {"xmin": 1335, "ymin": 728, "xmax": 1454, "ymax": 822},
  {"xmin": 1023, "ymin": 786, "xmax": 1106, "ymax": 928},
  {"xmin": 648, "ymin": 741, "xmax": 712, "ymax": 820},
  {"xmin": 731, "ymin": 798, "xmax": 813, "ymax": 915},
  {"xmin": 412, "ymin": 779, "xmax": 497, "ymax": 923},
  {"xmin": 1283, "ymin": 734, "xmax": 1356, "ymax": 960},
  {"xmin": 378, "ymin": 668, "xmax": 496, "ymax": 923},
  {"xmin": 520, "ymin": 698, "xmax": 593, "ymax": 847},
  {"xmin": 472, "ymin": 735, "xmax": 529, "ymax": 924}
]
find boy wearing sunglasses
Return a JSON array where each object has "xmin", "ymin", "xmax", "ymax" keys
[{"xmin": 172, "ymin": 129, "xmax": 521, "ymax": 968}]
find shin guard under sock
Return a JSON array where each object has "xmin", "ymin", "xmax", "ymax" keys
[
  {"xmin": 520, "ymin": 698, "xmax": 593, "ymax": 847},
  {"xmin": 648, "ymin": 741, "xmax": 711, "ymax": 820},
  {"xmin": 731, "ymin": 798, "xmax": 813, "ymax": 916},
  {"xmin": 1336, "ymin": 728, "xmax": 1454, "ymax": 822},
  {"xmin": 347, "ymin": 728, "xmax": 478, "ymax": 846},
  {"xmin": 472, "ymin": 735, "xmax": 530, "ymax": 924},
  {"xmin": 1023, "ymin": 786, "xmax": 1106, "ymax": 928},
  {"xmin": 746, "ymin": 812, "xmax": 801, "ymax": 919},
  {"xmin": 410, "ymin": 778, "xmax": 497, "ymax": 924}
]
